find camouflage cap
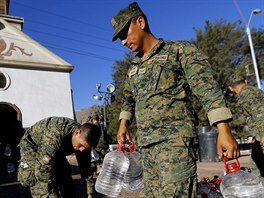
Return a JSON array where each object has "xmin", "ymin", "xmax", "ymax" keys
[
  {"xmin": 226, "ymin": 73, "xmax": 246, "ymax": 86},
  {"xmin": 111, "ymin": 2, "xmax": 145, "ymax": 41}
]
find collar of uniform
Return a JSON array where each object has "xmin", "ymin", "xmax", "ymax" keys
[
  {"xmin": 132, "ymin": 39, "xmax": 165, "ymax": 64},
  {"xmin": 237, "ymin": 84, "xmax": 249, "ymax": 101},
  {"xmin": 236, "ymin": 86, "xmax": 247, "ymax": 108}
]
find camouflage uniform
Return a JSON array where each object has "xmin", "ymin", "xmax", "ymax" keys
[
  {"xmin": 94, "ymin": 125, "xmax": 109, "ymax": 159},
  {"xmin": 18, "ymin": 117, "xmax": 95, "ymax": 197},
  {"xmin": 236, "ymin": 85, "xmax": 264, "ymax": 184},
  {"xmin": 119, "ymin": 40, "xmax": 232, "ymax": 197}
]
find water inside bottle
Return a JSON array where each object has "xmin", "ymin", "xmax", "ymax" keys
[
  {"xmin": 220, "ymin": 155, "xmax": 264, "ymax": 198},
  {"xmin": 122, "ymin": 151, "xmax": 144, "ymax": 192},
  {"xmin": 95, "ymin": 150, "xmax": 129, "ymax": 197}
]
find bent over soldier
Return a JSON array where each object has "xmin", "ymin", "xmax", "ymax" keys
[
  {"xmin": 18, "ymin": 117, "xmax": 101, "ymax": 198},
  {"xmin": 111, "ymin": 2, "xmax": 239, "ymax": 197}
]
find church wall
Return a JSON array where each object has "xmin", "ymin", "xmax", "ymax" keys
[{"xmin": 0, "ymin": 67, "xmax": 74, "ymax": 127}]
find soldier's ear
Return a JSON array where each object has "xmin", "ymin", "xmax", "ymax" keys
[
  {"xmin": 77, "ymin": 128, "xmax": 82, "ymax": 135},
  {"xmin": 73, "ymin": 128, "xmax": 81, "ymax": 136},
  {"xmin": 137, "ymin": 16, "xmax": 145, "ymax": 30},
  {"xmin": 228, "ymin": 86, "xmax": 233, "ymax": 92}
]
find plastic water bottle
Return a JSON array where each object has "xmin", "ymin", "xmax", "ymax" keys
[
  {"xmin": 122, "ymin": 141, "xmax": 144, "ymax": 192},
  {"xmin": 90, "ymin": 149, "xmax": 100, "ymax": 162},
  {"xmin": 220, "ymin": 155, "xmax": 264, "ymax": 198},
  {"xmin": 95, "ymin": 145, "xmax": 129, "ymax": 197}
]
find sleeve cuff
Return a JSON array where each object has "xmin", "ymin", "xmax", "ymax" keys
[
  {"xmin": 208, "ymin": 107, "xmax": 232, "ymax": 126},
  {"xmin": 86, "ymin": 176, "xmax": 94, "ymax": 194},
  {"xmin": 119, "ymin": 111, "xmax": 133, "ymax": 122}
]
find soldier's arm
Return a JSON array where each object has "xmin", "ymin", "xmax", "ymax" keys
[
  {"xmin": 86, "ymin": 175, "xmax": 95, "ymax": 198},
  {"xmin": 117, "ymin": 77, "xmax": 135, "ymax": 144},
  {"xmin": 216, "ymin": 122, "xmax": 239, "ymax": 158},
  {"xmin": 117, "ymin": 119, "xmax": 131, "ymax": 144},
  {"xmin": 179, "ymin": 42, "xmax": 228, "ymax": 116},
  {"xmin": 75, "ymin": 150, "xmax": 95, "ymax": 196},
  {"xmin": 179, "ymin": 42, "xmax": 238, "ymax": 158}
]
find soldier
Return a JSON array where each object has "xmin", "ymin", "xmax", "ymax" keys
[
  {"xmin": 111, "ymin": 2, "xmax": 239, "ymax": 197},
  {"xmin": 88, "ymin": 114, "xmax": 109, "ymax": 178},
  {"xmin": 18, "ymin": 117, "xmax": 101, "ymax": 198},
  {"xmin": 226, "ymin": 74, "xmax": 264, "ymax": 184},
  {"xmin": 90, "ymin": 115, "xmax": 100, "ymax": 125},
  {"xmin": 88, "ymin": 114, "xmax": 109, "ymax": 158}
]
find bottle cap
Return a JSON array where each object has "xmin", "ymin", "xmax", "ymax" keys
[
  {"xmin": 226, "ymin": 161, "xmax": 240, "ymax": 173},
  {"xmin": 117, "ymin": 140, "xmax": 136, "ymax": 152},
  {"xmin": 223, "ymin": 154, "xmax": 240, "ymax": 174}
]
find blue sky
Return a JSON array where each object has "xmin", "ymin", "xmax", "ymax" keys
[{"xmin": 9, "ymin": 0, "xmax": 264, "ymax": 110}]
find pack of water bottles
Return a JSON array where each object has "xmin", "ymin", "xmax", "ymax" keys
[{"xmin": 95, "ymin": 140, "xmax": 143, "ymax": 197}]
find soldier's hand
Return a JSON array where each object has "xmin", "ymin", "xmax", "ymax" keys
[
  {"xmin": 216, "ymin": 122, "xmax": 240, "ymax": 159},
  {"xmin": 87, "ymin": 194, "xmax": 93, "ymax": 198},
  {"xmin": 117, "ymin": 119, "xmax": 131, "ymax": 144}
]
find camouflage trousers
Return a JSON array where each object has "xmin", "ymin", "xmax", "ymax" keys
[
  {"xmin": 18, "ymin": 136, "xmax": 75, "ymax": 198},
  {"xmin": 31, "ymin": 154, "xmax": 75, "ymax": 198},
  {"xmin": 250, "ymin": 140, "xmax": 264, "ymax": 185},
  {"xmin": 139, "ymin": 138, "xmax": 198, "ymax": 198}
]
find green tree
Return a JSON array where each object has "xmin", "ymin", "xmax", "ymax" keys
[
  {"xmin": 107, "ymin": 52, "xmax": 137, "ymax": 143},
  {"xmin": 193, "ymin": 19, "xmax": 264, "ymax": 85}
]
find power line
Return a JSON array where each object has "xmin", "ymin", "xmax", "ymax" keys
[
  {"xmin": 7, "ymin": 1, "xmax": 125, "ymax": 63},
  {"xmin": 25, "ymin": 19, "xmax": 111, "ymax": 42},
  {"xmin": 24, "ymin": 28, "xmax": 125, "ymax": 53},
  {"xmin": 43, "ymin": 42, "xmax": 115, "ymax": 62},
  {"xmin": 12, "ymin": 1, "xmax": 111, "ymax": 32}
]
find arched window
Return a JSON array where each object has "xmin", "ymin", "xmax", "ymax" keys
[{"xmin": 0, "ymin": 71, "xmax": 11, "ymax": 90}]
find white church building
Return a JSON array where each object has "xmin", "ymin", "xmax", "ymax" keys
[{"xmin": 0, "ymin": 0, "xmax": 75, "ymax": 140}]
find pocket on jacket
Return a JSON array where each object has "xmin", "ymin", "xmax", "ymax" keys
[{"xmin": 17, "ymin": 160, "xmax": 37, "ymax": 187}]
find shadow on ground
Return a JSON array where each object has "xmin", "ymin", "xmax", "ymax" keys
[
  {"xmin": 0, "ymin": 164, "xmax": 137, "ymax": 198},
  {"xmin": 0, "ymin": 165, "xmax": 99, "ymax": 198}
]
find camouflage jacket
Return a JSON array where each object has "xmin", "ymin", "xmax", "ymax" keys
[
  {"xmin": 119, "ymin": 39, "xmax": 232, "ymax": 146},
  {"xmin": 19, "ymin": 117, "xmax": 95, "ymax": 194},
  {"xmin": 237, "ymin": 85, "xmax": 264, "ymax": 140}
]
